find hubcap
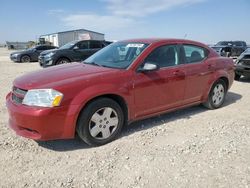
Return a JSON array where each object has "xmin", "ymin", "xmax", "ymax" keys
[
  {"xmin": 89, "ymin": 107, "xmax": 119, "ymax": 140},
  {"xmin": 212, "ymin": 83, "xmax": 225, "ymax": 106},
  {"xmin": 58, "ymin": 60, "xmax": 69, "ymax": 64},
  {"xmin": 22, "ymin": 56, "xmax": 30, "ymax": 62}
]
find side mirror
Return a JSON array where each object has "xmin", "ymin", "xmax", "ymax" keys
[
  {"xmin": 73, "ymin": 46, "xmax": 79, "ymax": 50},
  {"xmin": 137, "ymin": 62, "xmax": 159, "ymax": 73},
  {"xmin": 32, "ymin": 48, "xmax": 37, "ymax": 52}
]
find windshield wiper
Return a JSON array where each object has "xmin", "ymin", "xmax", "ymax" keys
[{"xmin": 83, "ymin": 61, "xmax": 103, "ymax": 67}]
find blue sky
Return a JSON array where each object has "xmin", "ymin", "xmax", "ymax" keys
[{"xmin": 0, "ymin": 0, "xmax": 249, "ymax": 44}]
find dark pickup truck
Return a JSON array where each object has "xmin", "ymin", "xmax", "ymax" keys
[
  {"xmin": 235, "ymin": 48, "xmax": 250, "ymax": 80},
  {"xmin": 39, "ymin": 40, "xmax": 112, "ymax": 68},
  {"xmin": 211, "ymin": 41, "xmax": 247, "ymax": 57}
]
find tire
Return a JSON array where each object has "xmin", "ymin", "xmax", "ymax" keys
[
  {"xmin": 234, "ymin": 73, "xmax": 241, "ymax": 81},
  {"xmin": 203, "ymin": 79, "xmax": 227, "ymax": 109},
  {"xmin": 21, "ymin": 55, "xmax": 31, "ymax": 63},
  {"xmin": 56, "ymin": 58, "xmax": 70, "ymax": 65},
  {"xmin": 77, "ymin": 98, "xmax": 124, "ymax": 146}
]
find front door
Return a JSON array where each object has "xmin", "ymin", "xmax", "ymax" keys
[
  {"xmin": 73, "ymin": 41, "xmax": 92, "ymax": 61},
  {"xmin": 133, "ymin": 44, "xmax": 186, "ymax": 118}
]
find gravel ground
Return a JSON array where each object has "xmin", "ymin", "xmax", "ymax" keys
[{"xmin": 0, "ymin": 47, "xmax": 249, "ymax": 188}]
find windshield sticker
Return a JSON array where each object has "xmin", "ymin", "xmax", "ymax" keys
[{"xmin": 126, "ymin": 44, "xmax": 145, "ymax": 48}]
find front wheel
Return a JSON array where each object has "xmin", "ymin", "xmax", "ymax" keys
[
  {"xmin": 21, "ymin": 55, "xmax": 31, "ymax": 63},
  {"xmin": 56, "ymin": 58, "xmax": 70, "ymax": 65},
  {"xmin": 203, "ymin": 79, "xmax": 227, "ymax": 109},
  {"xmin": 77, "ymin": 98, "xmax": 124, "ymax": 146}
]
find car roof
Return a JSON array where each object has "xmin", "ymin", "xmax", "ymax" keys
[{"xmin": 120, "ymin": 38, "xmax": 208, "ymax": 47}]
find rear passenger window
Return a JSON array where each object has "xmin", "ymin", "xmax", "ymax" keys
[
  {"xmin": 49, "ymin": 46, "xmax": 56, "ymax": 49},
  {"xmin": 89, "ymin": 41, "xmax": 102, "ymax": 49},
  {"xmin": 144, "ymin": 45, "xmax": 180, "ymax": 68},
  {"xmin": 36, "ymin": 46, "xmax": 46, "ymax": 50},
  {"xmin": 183, "ymin": 45, "xmax": 207, "ymax": 63},
  {"xmin": 77, "ymin": 41, "xmax": 89, "ymax": 49}
]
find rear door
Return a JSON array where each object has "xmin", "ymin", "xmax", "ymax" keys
[
  {"xmin": 181, "ymin": 44, "xmax": 212, "ymax": 104},
  {"xmin": 88, "ymin": 41, "xmax": 103, "ymax": 56},
  {"xmin": 32, "ymin": 46, "xmax": 47, "ymax": 60}
]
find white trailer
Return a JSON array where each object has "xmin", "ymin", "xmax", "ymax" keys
[{"xmin": 39, "ymin": 29, "xmax": 105, "ymax": 47}]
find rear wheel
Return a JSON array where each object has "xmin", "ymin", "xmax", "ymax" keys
[
  {"xmin": 21, "ymin": 55, "xmax": 31, "ymax": 63},
  {"xmin": 234, "ymin": 73, "xmax": 241, "ymax": 81},
  {"xmin": 203, "ymin": 79, "xmax": 227, "ymax": 109},
  {"xmin": 77, "ymin": 98, "xmax": 124, "ymax": 146},
  {"xmin": 56, "ymin": 58, "xmax": 70, "ymax": 65}
]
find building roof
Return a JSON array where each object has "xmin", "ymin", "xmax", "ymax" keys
[{"xmin": 40, "ymin": 29, "xmax": 104, "ymax": 37}]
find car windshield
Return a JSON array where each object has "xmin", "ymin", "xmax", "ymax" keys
[
  {"xmin": 216, "ymin": 41, "xmax": 233, "ymax": 46},
  {"xmin": 83, "ymin": 42, "xmax": 149, "ymax": 69},
  {"xmin": 233, "ymin": 41, "xmax": 243, "ymax": 47},
  {"xmin": 244, "ymin": 48, "xmax": 250, "ymax": 53},
  {"xmin": 27, "ymin": 46, "xmax": 36, "ymax": 50},
  {"xmin": 59, "ymin": 41, "xmax": 78, "ymax": 50}
]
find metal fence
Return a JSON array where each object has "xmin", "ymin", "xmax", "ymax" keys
[{"xmin": 6, "ymin": 42, "xmax": 29, "ymax": 50}]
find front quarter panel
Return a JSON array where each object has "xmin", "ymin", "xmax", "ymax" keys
[{"xmin": 66, "ymin": 71, "xmax": 134, "ymax": 134}]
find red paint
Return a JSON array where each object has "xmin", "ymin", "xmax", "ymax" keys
[{"xmin": 6, "ymin": 39, "xmax": 235, "ymax": 141}]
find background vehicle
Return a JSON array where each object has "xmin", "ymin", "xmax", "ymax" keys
[
  {"xmin": 39, "ymin": 40, "xmax": 112, "ymax": 68},
  {"xmin": 10, "ymin": 45, "xmax": 57, "ymax": 63},
  {"xmin": 6, "ymin": 39, "xmax": 235, "ymax": 146},
  {"xmin": 211, "ymin": 41, "xmax": 247, "ymax": 57},
  {"xmin": 235, "ymin": 48, "xmax": 250, "ymax": 80}
]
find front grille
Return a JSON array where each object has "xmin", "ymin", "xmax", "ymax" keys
[
  {"xmin": 12, "ymin": 87, "xmax": 27, "ymax": 104},
  {"xmin": 12, "ymin": 94, "xmax": 23, "ymax": 104},
  {"xmin": 13, "ymin": 87, "xmax": 27, "ymax": 96},
  {"xmin": 241, "ymin": 59, "xmax": 250, "ymax": 66}
]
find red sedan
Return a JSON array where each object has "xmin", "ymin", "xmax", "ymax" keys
[{"xmin": 6, "ymin": 39, "xmax": 235, "ymax": 146}]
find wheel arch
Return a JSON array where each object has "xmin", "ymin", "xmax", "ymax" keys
[
  {"xmin": 20, "ymin": 54, "xmax": 31, "ymax": 61},
  {"xmin": 202, "ymin": 73, "xmax": 230, "ymax": 103},
  {"xmin": 219, "ymin": 76, "xmax": 229, "ymax": 91},
  {"xmin": 56, "ymin": 56, "xmax": 71, "ymax": 64},
  {"xmin": 75, "ymin": 93, "xmax": 129, "ymax": 134}
]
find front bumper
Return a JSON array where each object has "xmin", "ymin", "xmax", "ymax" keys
[
  {"xmin": 10, "ymin": 55, "xmax": 20, "ymax": 62},
  {"xmin": 39, "ymin": 56, "xmax": 55, "ymax": 68},
  {"xmin": 235, "ymin": 64, "xmax": 250, "ymax": 77},
  {"xmin": 6, "ymin": 92, "xmax": 79, "ymax": 141}
]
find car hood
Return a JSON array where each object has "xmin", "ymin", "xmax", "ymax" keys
[
  {"xmin": 40, "ymin": 49, "xmax": 58, "ymax": 55},
  {"xmin": 14, "ymin": 63, "xmax": 119, "ymax": 90}
]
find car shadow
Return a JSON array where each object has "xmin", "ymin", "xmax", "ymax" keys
[
  {"xmin": 237, "ymin": 76, "xmax": 250, "ymax": 83},
  {"xmin": 123, "ymin": 91, "xmax": 242, "ymax": 137},
  {"xmin": 37, "ymin": 91, "xmax": 242, "ymax": 152},
  {"xmin": 36, "ymin": 136, "xmax": 90, "ymax": 151}
]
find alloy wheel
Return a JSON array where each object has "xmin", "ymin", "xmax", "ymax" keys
[
  {"xmin": 212, "ymin": 83, "xmax": 225, "ymax": 106},
  {"xmin": 89, "ymin": 107, "xmax": 119, "ymax": 140}
]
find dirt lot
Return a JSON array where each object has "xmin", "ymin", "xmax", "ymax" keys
[{"xmin": 0, "ymin": 47, "xmax": 249, "ymax": 188}]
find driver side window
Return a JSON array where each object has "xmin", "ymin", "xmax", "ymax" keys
[
  {"xmin": 144, "ymin": 45, "xmax": 179, "ymax": 68},
  {"xmin": 77, "ymin": 41, "xmax": 89, "ymax": 49}
]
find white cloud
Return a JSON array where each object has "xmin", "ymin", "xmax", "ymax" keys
[
  {"xmin": 62, "ymin": 13, "xmax": 136, "ymax": 32},
  {"xmin": 104, "ymin": 0, "xmax": 205, "ymax": 17},
  {"xmin": 61, "ymin": 0, "xmax": 204, "ymax": 37}
]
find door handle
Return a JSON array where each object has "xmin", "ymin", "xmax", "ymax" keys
[
  {"xmin": 173, "ymin": 70, "xmax": 185, "ymax": 76},
  {"xmin": 208, "ymin": 64, "xmax": 215, "ymax": 70}
]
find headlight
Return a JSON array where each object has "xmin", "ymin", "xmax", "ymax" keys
[
  {"xmin": 12, "ymin": 53, "xmax": 18, "ymax": 57},
  {"xmin": 22, "ymin": 89, "xmax": 63, "ymax": 107},
  {"xmin": 45, "ymin": 52, "xmax": 55, "ymax": 58}
]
